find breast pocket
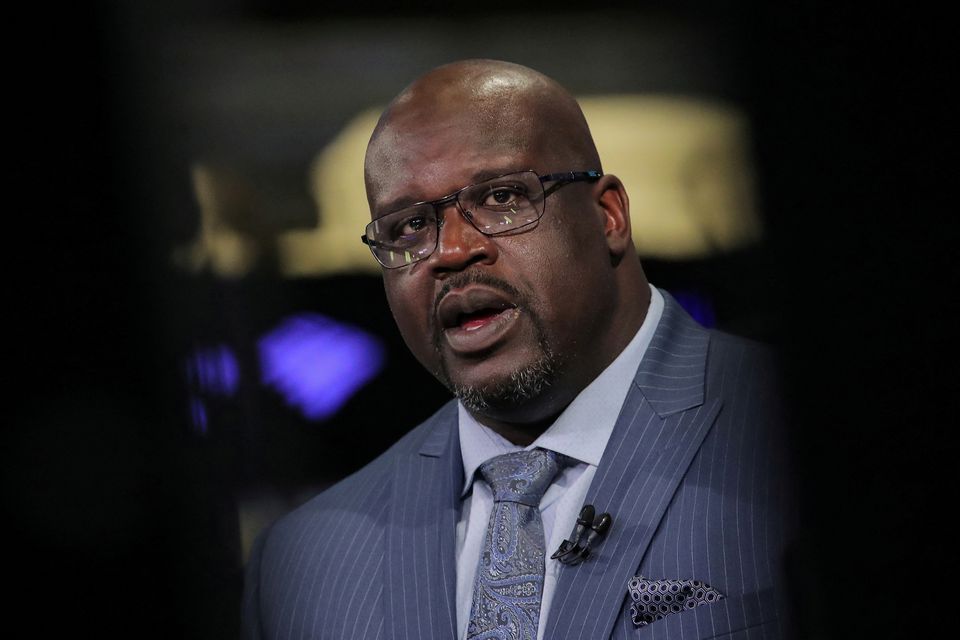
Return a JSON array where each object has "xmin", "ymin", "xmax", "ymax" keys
[{"xmin": 622, "ymin": 589, "xmax": 787, "ymax": 639}]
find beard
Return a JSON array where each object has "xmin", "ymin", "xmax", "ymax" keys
[
  {"xmin": 431, "ymin": 271, "xmax": 564, "ymax": 414},
  {"xmin": 446, "ymin": 345, "xmax": 561, "ymax": 414}
]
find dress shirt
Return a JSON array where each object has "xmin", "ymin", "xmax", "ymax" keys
[{"xmin": 455, "ymin": 284, "xmax": 665, "ymax": 640}]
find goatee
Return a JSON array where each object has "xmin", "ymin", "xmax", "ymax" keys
[{"xmin": 432, "ymin": 272, "xmax": 562, "ymax": 412}]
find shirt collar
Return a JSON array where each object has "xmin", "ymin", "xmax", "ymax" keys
[{"xmin": 458, "ymin": 284, "xmax": 665, "ymax": 496}]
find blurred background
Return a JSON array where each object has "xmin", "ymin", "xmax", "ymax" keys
[{"xmin": 5, "ymin": 1, "xmax": 951, "ymax": 637}]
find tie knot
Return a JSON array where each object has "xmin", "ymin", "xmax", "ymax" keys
[{"xmin": 478, "ymin": 449, "xmax": 563, "ymax": 506}]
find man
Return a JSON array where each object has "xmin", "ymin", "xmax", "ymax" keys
[{"xmin": 243, "ymin": 60, "xmax": 795, "ymax": 639}]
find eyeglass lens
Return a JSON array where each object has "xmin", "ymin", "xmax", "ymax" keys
[{"xmin": 365, "ymin": 171, "xmax": 545, "ymax": 268}]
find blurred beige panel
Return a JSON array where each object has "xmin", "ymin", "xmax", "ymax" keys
[
  {"xmin": 579, "ymin": 95, "xmax": 761, "ymax": 258},
  {"xmin": 183, "ymin": 96, "xmax": 761, "ymax": 278},
  {"xmin": 277, "ymin": 95, "xmax": 761, "ymax": 275},
  {"xmin": 277, "ymin": 107, "xmax": 383, "ymax": 277},
  {"xmin": 173, "ymin": 164, "xmax": 262, "ymax": 278}
]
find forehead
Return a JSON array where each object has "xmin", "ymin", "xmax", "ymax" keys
[{"xmin": 366, "ymin": 103, "xmax": 555, "ymax": 216}]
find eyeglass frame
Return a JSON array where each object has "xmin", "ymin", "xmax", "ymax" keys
[{"xmin": 360, "ymin": 169, "xmax": 603, "ymax": 268}]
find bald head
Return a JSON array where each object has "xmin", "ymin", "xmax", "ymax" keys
[{"xmin": 364, "ymin": 60, "xmax": 601, "ymax": 212}]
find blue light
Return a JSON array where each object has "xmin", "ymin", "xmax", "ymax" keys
[
  {"xmin": 671, "ymin": 291, "xmax": 716, "ymax": 328},
  {"xmin": 258, "ymin": 313, "xmax": 385, "ymax": 422},
  {"xmin": 189, "ymin": 396, "xmax": 208, "ymax": 435},
  {"xmin": 186, "ymin": 344, "xmax": 240, "ymax": 397}
]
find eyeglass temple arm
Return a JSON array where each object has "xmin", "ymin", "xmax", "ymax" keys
[{"xmin": 539, "ymin": 170, "xmax": 603, "ymax": 197}]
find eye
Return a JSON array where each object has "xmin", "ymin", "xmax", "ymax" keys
[
  {"xmin": 480, "ymin": 185, "xmax": 528, "ymax": 209},
  {"xmin": 401, "ymin": 216, "xmax": 427, "ymax": 235},
  {"xmin": 388, "ymin": 209, "xmax": 435, "ymax": 241}
]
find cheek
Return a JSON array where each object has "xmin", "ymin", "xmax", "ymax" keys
[
  {"xmin": 526, "ymin": 210, "xmax": 611, "ymax": 331},
  {"xmin": 540, "ymin": 213, "xmax": 594, "ymax": 276},
  {"xmin": 383, "ymin": 275, "xmax": 440, "ymax": 368}
]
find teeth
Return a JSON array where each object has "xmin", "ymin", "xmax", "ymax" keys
[{"xmin": 458, "ymin": 308, "xmax": 498, "ymax": 326}]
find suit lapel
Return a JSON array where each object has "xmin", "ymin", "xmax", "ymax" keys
[
  {"xmin": 383, "ymin": 403, "xmax": 461, "ymax": 640},
  {"xmin": 544, "ymin": 294, "xmax": 723, "ymax": 640}
]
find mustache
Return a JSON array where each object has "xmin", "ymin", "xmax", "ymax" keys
[{"xmin": 433, "ymin": 270, "xmax": 526, "ymax": 314}]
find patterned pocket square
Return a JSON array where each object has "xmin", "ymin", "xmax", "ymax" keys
[{"xmin": 627, "ymin": 575, "xmax": 725, "ymax": 627}]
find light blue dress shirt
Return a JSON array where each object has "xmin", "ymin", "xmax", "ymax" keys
[{"xmin": 455, "ymin": 284, "xmax": 665, "ymax": 640}]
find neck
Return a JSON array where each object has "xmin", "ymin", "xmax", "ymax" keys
[{"xmin": 471, "ymin": 413, "xmax": 556, "ymax": 447}]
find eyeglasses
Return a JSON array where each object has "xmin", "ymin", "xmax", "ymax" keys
[{"xmin": 361, "ymin": 169, "xmax": 602, "ymax": 269}]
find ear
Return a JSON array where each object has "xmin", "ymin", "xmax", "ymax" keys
[{"xmin": 595, "ymin": 175, "xmax": 632, "ymax": 257}]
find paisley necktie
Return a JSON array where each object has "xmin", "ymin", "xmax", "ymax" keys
[{"xmin": 466, "ymin": 448, "xmax": 563, "ymax": 640}]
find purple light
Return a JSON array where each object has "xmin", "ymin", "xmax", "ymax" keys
[
  {"xmin": 189, "ymin": 396, "xmax": 208, "ymax": 435},
  {"xmin": 671, "ymin": 291, "xmax": 716, "ymax": 328},
  {"xmin": 186, "ymin": 344, "xmax": 239, "ymax": 396},
  {"xmin": 258, "ymin": 313, "xmax": 385, "ymax": 422}
]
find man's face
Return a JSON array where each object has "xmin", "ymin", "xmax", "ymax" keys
[{"xmin": 367, "ymin": 109, "xmax": 616, "ymax": 420}]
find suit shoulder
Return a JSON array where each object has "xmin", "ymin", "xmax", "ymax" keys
[
  {"xmin": 244, "ymin": 405, "xmax": 457, "ymax": 638},
  {"xmin": 701, "ymin": 329, "xmax": 786, "ymax": 428},
  {"xmin": 706, "ymin": 329, "xmax": 781, "ymax": 376},
  {"xmin": 263, "ymin": 400, "xmax": 457, "ymax": 547}
]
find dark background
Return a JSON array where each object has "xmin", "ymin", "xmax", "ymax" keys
[{"xmin": 5, "ymin": 1, "xmax": 951, "ymax": 637}]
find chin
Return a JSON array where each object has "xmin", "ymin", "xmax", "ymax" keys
[{"xmin": 445, "ymin": 351, "xmax": 561, "ymax": 415}]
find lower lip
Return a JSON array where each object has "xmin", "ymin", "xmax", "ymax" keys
[{"xmin": 442, "ymin": 308, "xmax": 520, "ymax": 354}]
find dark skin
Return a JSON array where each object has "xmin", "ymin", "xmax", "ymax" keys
[{"xmin": 365, "ymin": 60, "xmax": 651, "ymax": 445}]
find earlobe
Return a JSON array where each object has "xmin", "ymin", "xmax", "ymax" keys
[{"xmin": 596, "ymin": 175, "xmax": 632, "ymax": 256}]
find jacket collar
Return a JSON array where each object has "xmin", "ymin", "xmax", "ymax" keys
[{"xmin": 633, "ymin": 290, "xmax": 709, "ymax": 417}]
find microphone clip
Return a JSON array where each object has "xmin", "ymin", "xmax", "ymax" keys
[{"xmin": 551, "ymin": 504, "xmax": 612, "ymax": 566}]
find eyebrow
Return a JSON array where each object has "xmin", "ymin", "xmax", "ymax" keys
[{"xmin": 373, "ymin": 166, "xmax": 528, "ymax": 218}]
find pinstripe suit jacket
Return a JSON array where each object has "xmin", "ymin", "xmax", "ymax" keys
[{"xmin": 243, "ymin": 293, "xmax": 795, "ymax": 640}]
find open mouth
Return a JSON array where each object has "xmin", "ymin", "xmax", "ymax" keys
[
  {"xmin": 436, "ymin": 286, "xmax": 521, "ymax": 352},
  {"xmin": 437, "ymin": 288, "xmax": 516, "ymax": 330}
]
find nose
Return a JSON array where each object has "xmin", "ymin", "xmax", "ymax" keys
[{"xmin": 427, "ymin": 200, "xmax": 498, "ymax": 272}]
